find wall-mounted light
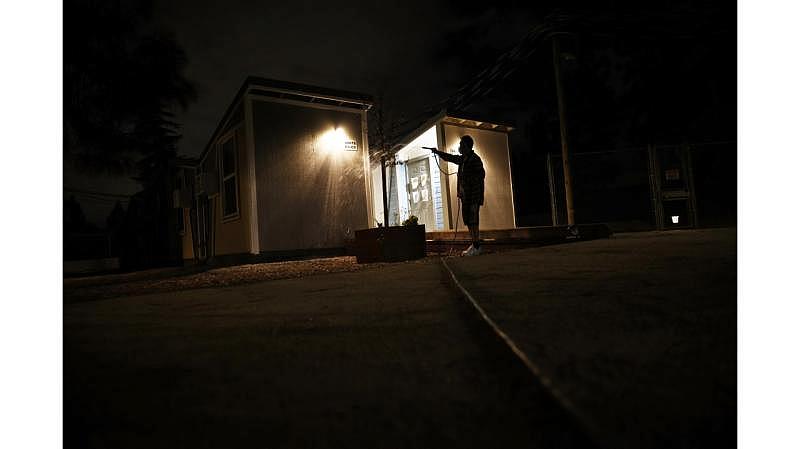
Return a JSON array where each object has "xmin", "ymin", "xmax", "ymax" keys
[
  {"xmin": 320, "ymin": 127, "xmax": 346, "ymax": 153},
  {"xmin": 671, "ymin": 215, "xmax": 680, "ymax": 224},
  {"xmin": 319, "ymin": 127, "xmax": 357, "ymax": 154}
]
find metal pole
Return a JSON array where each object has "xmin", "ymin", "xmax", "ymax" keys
[
  {"xmin": 552, "ymin": 36, "xmax": 576, "ymax": 226},
  {"xmin": 381, "ymin": 154, "xmax": 389, "ymax": 227},
  {"xmin": 684, "ymin": 144, "xmax": 699, "ymax": 228},
  {"xmin": 648, "ymin": 144, "xmax": 664, "ymax": 230},
  {"xmin": 546, "ymin": 153, "xmax": 558, "ymax": 226}
]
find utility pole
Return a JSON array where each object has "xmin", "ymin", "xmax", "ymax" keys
[
  {"xmin": 552, "ymin": 35, "xmax": 575, "ymax": 226},
  {"xmin": 546, "ymin": 152, "xmax": 559, "ymax": 226}
]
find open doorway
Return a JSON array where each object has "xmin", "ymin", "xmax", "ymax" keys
[
  {"xmin": 373, "ymin": 125, "xmax": 447, "ymax": 230},
  {"xmin": 405, "ymin": 155, "xmax": 436, "ymax": 227}
]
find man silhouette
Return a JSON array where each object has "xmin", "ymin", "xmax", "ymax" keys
[{"xmin": 430, "ymin": 135, "xmax": 485, "ymax": 256}]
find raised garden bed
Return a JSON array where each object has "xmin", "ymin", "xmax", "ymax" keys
[{"xmin": 352, "ymin": 225, "xmax": 426, "ymax": 263}]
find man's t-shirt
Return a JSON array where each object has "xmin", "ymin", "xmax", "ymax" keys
[{"xmin": 435, "ymin": 150, "xmax": 485, "ymax": 205}]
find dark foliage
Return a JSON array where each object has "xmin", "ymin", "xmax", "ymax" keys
[
  {"xmin": 64, "ymin": 0, "xmax": 196, "ymax": 177},
  {"xmin": 64, "ymin": 195, "xmax": 94, "ymax": 234},
  {"xmin": 64, "ymin": 196, "xmax": 108, "ymax": 261},
  {"xmin": 64, "ymin": 0, "xmax": 196, "ymax": 268},
  {"xmin": 105, "ymin": 200, "xmax": 126, "ymax": 231}
]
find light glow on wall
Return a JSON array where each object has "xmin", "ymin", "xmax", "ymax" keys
[{"xmin": 319, "ymin": 127, "xmax": 354, "ymax": 154}]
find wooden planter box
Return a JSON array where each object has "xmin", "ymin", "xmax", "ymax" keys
[{"xmin": 352, "ymin": 225, "xmax": 426, "ymax": 263}]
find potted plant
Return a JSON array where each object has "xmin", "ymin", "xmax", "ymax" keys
[
  {"xmin": 351, "ymin": 95, "xmax": 426, "ymax": 263},
  {"xmin": 353, "ymin": 215, "xmax": 425, "ymax": 263}
]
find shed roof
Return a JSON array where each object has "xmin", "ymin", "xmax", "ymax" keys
[
  {"xmin": 246, "ymin": 76, "xmax": 374, "ymax": 107},
  {"xmin": 194, "ymin": 77, "xmax": 374, "ymax": 164},
  {"xmin": 380, "ymin": 108, "xmax": 514, "ymax": 155}
]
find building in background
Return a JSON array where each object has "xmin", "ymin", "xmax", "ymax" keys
[
  {"xmin": 175, "ymin": 77, "xmax": 373, "ymax": 265},
  {"xmin": 373, "ymin": 111, "xmax": 516, "ymax": 231}
]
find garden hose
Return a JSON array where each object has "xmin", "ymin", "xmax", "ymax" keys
[{"xmin": 429, "ymin": 149, "xmax": 461, "ymax": 256}]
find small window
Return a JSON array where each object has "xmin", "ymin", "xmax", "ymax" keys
[
  {"xmin": 222, "ymin": 139, "xmax": 236, "ymax": 177},
  {"xmin": 220, "ymin": 134, "xmax": 239, "ymax": 218}
]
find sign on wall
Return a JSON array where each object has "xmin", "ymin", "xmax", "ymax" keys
[{"xmin": 344, "ymin": 140, "xmax": 357, "ymax": 151}]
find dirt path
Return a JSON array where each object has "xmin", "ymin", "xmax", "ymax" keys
[{"xmin": 64, "ymin": 258, "xmax": 584, "ymax": 448}]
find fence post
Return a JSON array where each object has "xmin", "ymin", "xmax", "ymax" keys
[
  {"xmin": 546, "ymin": 153, "xmax": 559, "ymax": 226},
  {"xmin": 684, "ymin": 144, "xmax": 699, "ymax": 228},
  {"xmin": 648, "ymin": 144, "xmax": 664, "ymax": 230}
]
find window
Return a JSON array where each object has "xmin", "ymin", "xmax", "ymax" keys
[{"xmin": 220, "ymin": 134, "xmax": 239, "ymax": 218}]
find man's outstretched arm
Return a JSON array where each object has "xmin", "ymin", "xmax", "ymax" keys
[{"xmin": 429, "ymin": 148, "xmax": 462, "ymax": 164}]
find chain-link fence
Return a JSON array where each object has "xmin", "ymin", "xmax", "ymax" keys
[{"xmin": 547, "ymin": 142, "xmax": 735, "ymax": 231}]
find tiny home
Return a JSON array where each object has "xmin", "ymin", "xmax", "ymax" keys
[
  {"xmin": 371, "ymin": 111, "xmax": 516, "ymax": 231},
  {"xmin": 177, "ymin": 77, "xmax": 374, "ymax": 264}
]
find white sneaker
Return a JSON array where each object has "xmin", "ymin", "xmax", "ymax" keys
[{"xmin": 461, "ymin": 245, "xmax": 482, "ymax": 256}]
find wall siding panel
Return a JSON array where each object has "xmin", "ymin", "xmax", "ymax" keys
[{"xmin": 252, "ymin": 100, "xmax": 368, "ymax": 251}]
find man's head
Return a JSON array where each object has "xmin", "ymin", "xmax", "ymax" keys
[{"xmin": 458, "ymin": 135, "xmax": 474, "ymax": 155}]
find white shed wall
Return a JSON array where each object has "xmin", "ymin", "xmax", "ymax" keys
[
  {"xmin": 251, "ymin": 100, "xmax": 369, "ymax": 251},
  {"xmin": 442, "ymin": 124, "xmax": 516, "ymax": 230}
]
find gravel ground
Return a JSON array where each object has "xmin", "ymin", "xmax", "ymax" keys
[{"xmin": 64, "ymin": 256, "xmax": 392, "ymax": 303}]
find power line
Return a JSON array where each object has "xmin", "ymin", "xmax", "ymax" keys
[{"xmin": 428, "ymin": 9, "xmax": 733, "ymax": 117}]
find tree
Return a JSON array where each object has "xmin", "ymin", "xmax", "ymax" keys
[
  {"xmin": 105, "ymin": 201, "xmax": 126, "ymax": 230},
  {"xmin": 64, "ymin": 0, "xmax": 196, "ymax": 177},
  {"xmin": 65, "ymin": 0, "xmax": 196, "ymax": 269},
  {"xmin": 63, "ymin": 195, "xmax": 87, "ymax": 234},
  {"xmin": 368, "ymin": 93, "xmax": 404, "ymax": 226}
]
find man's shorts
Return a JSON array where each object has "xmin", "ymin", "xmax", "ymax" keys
[{"xmin": 462, "ymin": 202, "xmax": 480, "ymax": 227}]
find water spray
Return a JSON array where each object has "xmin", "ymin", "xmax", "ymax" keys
[{"xmin": 423, "ymin": 146, "xmax": 461, "ymax": 256}]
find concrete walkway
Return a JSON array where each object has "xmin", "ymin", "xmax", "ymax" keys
[{"xmin": 445, "ymin": 228, "xmax": 737, "ymax": 448}]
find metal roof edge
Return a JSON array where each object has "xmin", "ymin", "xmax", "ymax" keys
[
  {"xmin": 196, "ymin": 78, "xmax": 251, "ymax": 164},
  {"xmin": 245, "ymin": 76, "xmax": 374, "ymax": 106},
  {"xmin": 442, "ymin": 110, "xmax": 515, "ymax": 132},
  {"xmin": 380, "ymin": 108, "xmax": 514, "ymax": 156},
  {"xmin": 388, "ymin": 109, "xmax": 448, "ymax": 151},
  {"xmin": 196, "ymin": 77, "xmax": 375, "ymax": 164}
]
